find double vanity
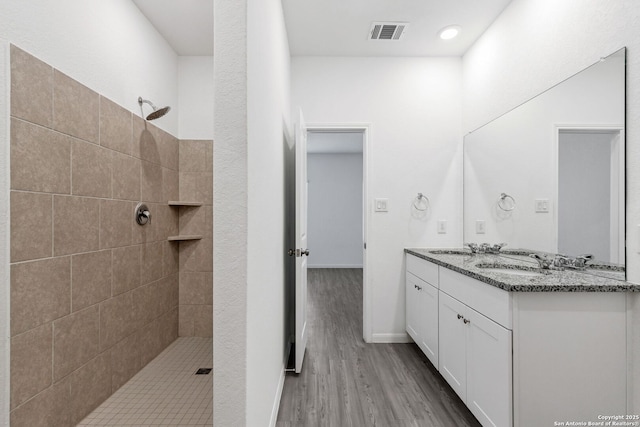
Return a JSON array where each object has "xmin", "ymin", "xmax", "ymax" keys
[{"xmin": 405, "ymin": 248, "xmax": 639, "ymax": 427}]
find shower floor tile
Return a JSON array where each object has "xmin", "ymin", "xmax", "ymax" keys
[{"xmin": 79, "ymin": 337, "xmax": 213, "ymax": 427}]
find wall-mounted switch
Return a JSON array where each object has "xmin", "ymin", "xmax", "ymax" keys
[
  {"xmin": 374, "ymin": 198, "xmax": 388, "ymax": 212},
  {"xmin": 476, "ymin": 220, "xmax": 486, "ymax": 234},
  {"xmin": 437, "ymin": 220, "xmax": 447, "ymax": 234},
  {"xmin": 535, "ymin": 199, "xmax": 550, "ymax": 213}
]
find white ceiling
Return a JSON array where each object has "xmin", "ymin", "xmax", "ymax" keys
[
  {"xmin": 132, "ymin": 0, "xmax": 213, "ymax": 55},
  {"xmin": 282, "ymin": 0, "xmax": 512, "ymax": 56},
  {"xmin": 132, "ymin": 0, "xmax": 511, "ymax": 57},
  {"xmin": 308, "ymin": 132, "xmax": 364, "ymax": 154}
]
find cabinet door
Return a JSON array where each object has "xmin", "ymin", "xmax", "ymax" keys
[
  {"xmin": 438, "ymin": 291, "xmax": 467, "ymax": 401},
  {"xmin": 405, "ymin": 273, "xmax": 421, "ymax": 343},
  {"xmin": 418, "ymin": 281, "xmax": 438, "ymax": 367},
  {"xmin": 466, "ymin": 308, "xmax": 512, "ymax": 427}
]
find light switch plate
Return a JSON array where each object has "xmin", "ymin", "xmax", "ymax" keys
[
  {"xmin": 437, "ymin": 220, "xmax": 447, "ymax": 234},
  {"xmin": 476, "ymin": 220, "xmax": 486, "ymax": 234},
  {"xmin": 374, "ymin": 198, "xmax": 388, "ymax": 212}
]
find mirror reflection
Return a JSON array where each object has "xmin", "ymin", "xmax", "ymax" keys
[{"xmin": 463, "ymin": 48, "xmax": 626, "ymax": 280}]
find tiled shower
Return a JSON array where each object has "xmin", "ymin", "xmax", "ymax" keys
[{"xmin": 8, "ymin": 45, "xmax": 213, "ymax": 426}]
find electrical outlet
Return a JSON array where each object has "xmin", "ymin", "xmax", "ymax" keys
[
  {"xmin": 374, "ymin": 198, "xmax": 388, "ymax": 212},
  {"xmin": 535, "ymin": 199, "xmax": 550, "ymax": 213},
  {"xmin": 476, "ymin": 220, "xmax": 486, "ymax": 234},
  {"xmin": 437, "ymin": 220, "xmax": 447, "ymax": 234}
]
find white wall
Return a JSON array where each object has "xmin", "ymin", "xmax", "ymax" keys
[
  {"xmin": 461, "ymin": 0, "xmax": 640, "ymax": 412},
  {"xmin": 292, "ymin": 57, "xmax": 462, "ymax": 340},
  {"xmin": 308, "ymin": 153, "xmax": 363, "ymax": 268},
  {"xmin": 178, "ymin": 56, "xmax": 214, "ymax": 139},
  {"xmin": 0, "ymin": 0, "xmax": 179, "ymax": 135},
  {"xmin": 246, "ymin": 0, "xmax": 292, "ymax": 425}
]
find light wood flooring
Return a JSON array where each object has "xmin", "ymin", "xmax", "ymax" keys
[{"xmin": 276, "ymin": 268, "xmax": 481, "ymax": 427}]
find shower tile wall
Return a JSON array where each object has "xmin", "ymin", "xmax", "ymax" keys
[
  {"xmin": 9, "ymin": 45, "xmax": 180, "ymax": 426},
  {"xmin": 178, "ymin": 140, "xmax": 213, "ymax": 337}
]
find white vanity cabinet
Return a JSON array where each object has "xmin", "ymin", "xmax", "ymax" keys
[
  {"xmin": 438, "ymin": 277, "xmax": 512, "ymax": 427},
  {"xmin": 405, "ymin": 252, "xmax": 629, "ymax": 427},
  {"xmin": 405, "ymin": 255, "xmax": 439, "ymax": 367}
]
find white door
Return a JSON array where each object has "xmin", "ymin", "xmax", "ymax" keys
[
  {"xmin": 405, "ymin": 273, "xmax": 421, "ymax": 343},
  {"xmin": 466, "ymin": 308, "xmax": 512, "ymax": 427},
  {"xmin": 294, "ymin": 109, "xmax": 309, "ymax": 373},
  {"xmin": 438, "ymin": 291, "xmax": 467, "ymax": 401}
]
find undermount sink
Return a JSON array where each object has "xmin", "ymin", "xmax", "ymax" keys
[{"xmin": 475, "ymin": 263, "xmax": 548, "ymax": 277}]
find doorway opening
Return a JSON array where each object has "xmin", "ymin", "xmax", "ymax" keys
[{"xmin": 306, "ymin": 126, "xmax": 370, "ymax": 343}]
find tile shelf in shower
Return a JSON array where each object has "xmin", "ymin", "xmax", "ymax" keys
[
  {"xmin": 168, "ymin": 235, "xmax": 203, "ymax": 241},
  {"xmin": 168, "ymin": 201, "xmax": 204, "ymax": 207}
]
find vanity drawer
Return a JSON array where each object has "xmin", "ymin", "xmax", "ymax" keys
[
  {"xmin": 406, "ymin": 254, "xmax": 439, "ymax": 286},
  {"xmin": 439, "ymin": 267, "xmax": 512, "ymax": 329}
]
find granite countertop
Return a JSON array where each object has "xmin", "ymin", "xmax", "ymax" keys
[{"xmin": 405, "ymin": 248, "xmax": 640, "ymax": 292}]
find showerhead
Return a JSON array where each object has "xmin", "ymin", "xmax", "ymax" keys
[{"xmin": 138, "ymin": 96, "xmax": 171, "ymax": 121}]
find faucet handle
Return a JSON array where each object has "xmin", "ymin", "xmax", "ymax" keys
[
  {"xmin": 529, "ymin": 253, "xmax": 552, "ymax": 269},
  {"xmin": 465, "ymin": 243, "xmax": 479, "ymax": 253}
]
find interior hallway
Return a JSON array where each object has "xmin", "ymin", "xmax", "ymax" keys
[{"xmin": 276, "ymin": 268, "xmax": 481, "ymax": 427}]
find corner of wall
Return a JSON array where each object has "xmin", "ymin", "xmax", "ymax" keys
[{"xmin": 0, "ymin": 38, "xmax": 11, "ymax": 427}]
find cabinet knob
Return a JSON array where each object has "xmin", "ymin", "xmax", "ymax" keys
[
  {"xmin": 457, "ymin": 314, "xmax": 463, "ymax": 320},
  {"xmin": 417, "ymin": 286, "xmax": 422, "ymax": 290},
  {"xmin": 463, "ymin": 318, "xmax": 471, "ymax": 324}
]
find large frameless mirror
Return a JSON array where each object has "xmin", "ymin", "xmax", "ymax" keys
[{"xmin": 463, "ymin": 47, "xmax": 626, "ymax": 280}]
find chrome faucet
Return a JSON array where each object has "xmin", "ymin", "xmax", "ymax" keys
[
  {"xmin": 529, "ymin": 253, "xmax": 594, "ymax": 270},
  {"xmin": 465, "ymin": 242, "xmax": 507, "ymax": 254}
]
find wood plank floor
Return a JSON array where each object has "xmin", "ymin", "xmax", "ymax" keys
[{"xmin": 276, "ymin": 268, "xmax": 481, "ymax": 427}]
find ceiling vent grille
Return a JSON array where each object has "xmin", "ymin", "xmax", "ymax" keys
[{"xmin": 369, "ymin": 22, "xmax": 409, "ymax": 41}]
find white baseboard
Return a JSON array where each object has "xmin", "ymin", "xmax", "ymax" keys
[
  {"xmin": 269, "ymin": 365, "xmax": 286, "ymax": 427},
  {"xmin": 307, "ymin": 264, "xmax": 364, "ymax": 269},
  {"xmin": 371, "ymin": 333, "xmax": 411, "ymax": 343}
]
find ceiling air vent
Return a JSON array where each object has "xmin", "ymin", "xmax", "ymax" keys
[{"xmin": 369, "ymin": 22, "xmax": 409, "ymax": 41}]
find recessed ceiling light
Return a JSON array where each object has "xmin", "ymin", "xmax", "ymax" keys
[{"xmin": 438, "ymin": 25, "xmax": 461, "ymax": 40}]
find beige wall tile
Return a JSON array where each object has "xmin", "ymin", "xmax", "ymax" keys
[
  {"xmin": 99, "ymin": 292, "xmax": 136, "ymax": 351},
  {"xmin": 69, "ymin": 353, "xmax": 111, "ymax": 425},
  {"xmin": 179, "ymin": 272, "xmax": 213, "ymax": 305},
  {"xmin": 163, "ymin": 241, "xmax": 179, "ymax": 277},
  {"xmin": 180, "ymin": 140, "xmax": 209, "ymax": 172},
  {"xmin": 140, "ymin": 241, "xmax": 163, "ymax": 285},
  {"xmin": 132, "ymin": 116, "xmax": 161, "ymax": 164},
  {"xmin": 179, "ymin": 205, "xmax": 205, "ymax": 236},
  {"xmin": 141, "ymin": 160, "xmax": 163, "ymax": 203},
  {"xmin": 11, "ymin": 257, "xmax": 70, "ymax": 336},
  {"xmin": 71, "ymin": 250, "xmax": 111, "ymax": 311},
  {"xmin": 205, "ymin": 206, "xmax": 213, "ymax": 237},
  {"xmin": 10, "ymin": 45, "xmax": 53, "ymax": 128},
  {"xmin": 155, "ymin": 204, "xmax": 178, "ymax": 241},
  {"xmin": 11, "ymin": 191, "xmax": 52, "ymax": 262},
  {"xmin": 53, "ymin": 70, "xmax": 99, "ymax": 143},
  {"xmin": 132, "ymin": 210, "xmax": 158, "ymax": 245},
  {"xmin": 193, "ymin": 305, "xmax": 213, "ymax": 337},
  {"xmin": 179, "ymin": 238, "xmax": 213, "ymax": 272},
  {"xmin": 162, "ymin": 167, "xmax": 179, "ymax": 202},
  {"xmin": 112, "ymin": 152, "xmax": 140, "ymax": 201},
  {"xmin": 110, "ymin": 331, "xmax": 141, "ymax": 392},
  {"xmin": 158, "ymin": 274, "xmax": 179, "ymax": 315},
  {"xmin": 10, "ymin": 324, "xmax": 52, "ymax": 409},
  {"xmin": 112, "ymin": 245, "xmax": 141, "ymax": 296},
  {"xmin": 159, "ymin": 132, "xmax": 179, "ymax": 171},
  {"xmin": 100, "ymin": 200, "xmax": 133, "ymax": 249},
  {"xmin": 53, "ymin": 196, "xmax": 100, "ymax": 256},
  {"xmin": 132, "ymin": 283, "xmax": 157, "ymax": 327},
  {"xmin": 53, "ymin": 306, "xmax": 100, "ymax": 381},
  {"xmin": 159, "ymin": 308, "xmax": 178, "ymax": 349},
  {"xmin": 206, "ymin": 139, "xmax": 213, "ymax": 172},
  {"xmin": 11, "ymin": 118, "xmax": 71, "ymax": 194},
  {"xmin": 178, "ymin": 305, "xmax": 195, "ymax": 337},
  {"xmin": 179, "ymin": 172, "xmax": 213, "ymax": 204},
  {"xmin": 99, "ymin": 96, "xmax": 132, "ymax": 155},
  {"xmin": 10, "ymin": 378, "xmax": 72, "ymax": 427},
  {"xmin": 72, "ymin": 139, "xmax": 112, "ymax": 198},
  {"xmin": 139, "ymin": 320, "xmax": 163, "ymax": 366}
]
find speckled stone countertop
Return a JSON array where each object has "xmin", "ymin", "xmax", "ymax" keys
[{"xmin": 405, "ymin": 248, "xmax": 640, "ymax": 292}]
